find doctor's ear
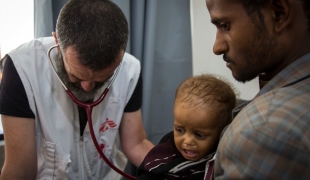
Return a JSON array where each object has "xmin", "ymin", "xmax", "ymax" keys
[{"xmin": 52, "ymin": 32, "xmax": 61, "ymax": 51}]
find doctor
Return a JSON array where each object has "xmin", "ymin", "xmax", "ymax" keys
[{"xmin": 0, "ymin": 0, "xmax": 154, "ymax": 179}]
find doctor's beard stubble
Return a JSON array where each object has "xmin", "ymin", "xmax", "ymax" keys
[{"xmin": 54, "ymin": 52, "xmax": 106, "ymax": 102}]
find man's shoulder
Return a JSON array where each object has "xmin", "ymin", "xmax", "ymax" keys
[
  {"xmin": 8, "ymin": 37, "xmax": 54, "ymax": 56},
  {"xmin": 121, "ymin": 53, "xmax": 141, "ymax": 75},
  {"xmin": 232, "ymin": 81, "xmax": 310, "ymax": 136},
  {"xmin": 123, "ymin": 52, "xmax": 140, "ymax": 64},
  {"xmin": 256, "ymin": 77, "xmax": 310, "ymax": 112}
]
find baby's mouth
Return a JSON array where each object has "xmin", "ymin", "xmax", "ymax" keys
[{"xmin": 182, "ymin": 149, "xmax": 197, "ymax": 158}]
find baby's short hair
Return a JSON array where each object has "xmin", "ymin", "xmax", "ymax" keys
[{"xmin": 175, "ymin": 74, "xmax": 237, "ymax": 128}]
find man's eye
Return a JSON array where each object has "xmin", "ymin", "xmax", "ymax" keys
[
  {"xmin": 69, "ymin": 75, "xmax": 80, "ymax": 83},
  {"xmin": 219, "ymin": 23, "xmax": 230, "ymax": 31}
]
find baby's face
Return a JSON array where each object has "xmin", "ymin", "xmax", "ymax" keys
[{"xmin": 173, "ymin": 103, "xmax": 222, "ymax": 161}]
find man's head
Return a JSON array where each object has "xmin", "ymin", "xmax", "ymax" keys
[
  {"xmin": 52, "ymin": 0, "xmax": 128, "ymax": 101},
  {"xmin": 173, "ymin": 74, "xmax": 236, "ymax": 161},
  {"xmin": 55, "ymin": 0, "xmax": 128, "ymax": 70},
  {"xmin": 206, "ymin": 0, "xmax": 310, "ymax": 83}
]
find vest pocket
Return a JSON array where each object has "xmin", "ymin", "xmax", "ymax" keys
[
  {"xmin": 108, "ymin": 96, "xmax": 120, "ymax": 109},
  {"xmin": 40, "ymin": 140, "xmax": 71, "ymax": 179},
  {"xmin": 41, "ymin": 140, "xmax": 55, "ymax": 179},
  {"xmin": 54, "ymin": 156, "xmax": 71, "ymax": 180}
]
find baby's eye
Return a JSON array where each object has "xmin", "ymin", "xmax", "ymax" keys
[
  {"xmin": 195, "ymin": 132, "xmax": 206, "ymax": 140},
  {"xmin": 175, "ymin": 127, "xmax": 185, "ymax": 134}
]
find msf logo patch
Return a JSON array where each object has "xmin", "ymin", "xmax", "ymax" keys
[{"xmin": 99, "ymin": 118, "xmax": 117, "ymax": 133}]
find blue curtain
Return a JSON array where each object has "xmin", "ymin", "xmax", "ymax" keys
[
  {"xmin": 34, "ymin": 0, "xmax": 192, "ymax": 177},
  {"xmin": 111, "ymin": 0, "xmax": 193, "ymax": 145}
]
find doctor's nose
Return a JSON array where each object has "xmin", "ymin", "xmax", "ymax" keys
[
  {"xmin": 80, "ymin": 81, "xmax": 95, "ymax": 92},
  {"xmin": 213, "ymin": 33, "xmax": 228, "ymax": 55}
]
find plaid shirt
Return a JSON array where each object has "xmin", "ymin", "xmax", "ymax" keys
[{"xmin": 214, "ymin": 53, "xmax": 310, "ymax": 180}]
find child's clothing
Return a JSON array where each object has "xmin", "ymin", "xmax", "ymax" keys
[{"xmin": 136, "ymin": 131, "xmax": 215, "ymax": 180}]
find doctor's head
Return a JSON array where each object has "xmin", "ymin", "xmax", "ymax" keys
[
  {"xmin": 173, "ymin": 74, "xmax": 236, "ymax": 161},
  {"xmin": 52, "ymin": 0, "xmax": 128, "ymax": 102}
]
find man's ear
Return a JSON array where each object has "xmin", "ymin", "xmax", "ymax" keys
[
  {"xmin": 52, "ymin": 32, "xmax": 61, "ymax": 52},
  {"xmin": 270, "ymin": 0, "xmax": 293, "ymax": 33}
]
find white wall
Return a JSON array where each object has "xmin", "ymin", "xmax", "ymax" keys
[
  {"xmin": 0, "ymin": 0, "xmax": 34, "ymax": 56},
  {"xmin": 190, "ymin": 0, "xmax": 259, "ymax": 100},
  {"xmin": 0, "ymin": 0, "xmax": 34, "ymax": 135}
]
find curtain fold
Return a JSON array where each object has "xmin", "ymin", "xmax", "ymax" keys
[
  {"xmin": 139, "ymin": 0, "xmax": 158, "ymax": 135},
  {"xmin": 130, "ymin": 0, "xmax": 146, "ymax": 60},
  {"xmin": 34, "ymin": 0, "xmax": 53, "ymax": 38},
  {"xmin": 34, "ymin": 0, "xmax": 67, "ymax": 38}
]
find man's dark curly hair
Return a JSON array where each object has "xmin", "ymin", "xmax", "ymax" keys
[
  {"xmin": 236, "ymin": 0, "xmax": 310, "ymax": 29},
  {"xmin": 56, "ymin": 0, "xmax": 128, "ymax": 71}
]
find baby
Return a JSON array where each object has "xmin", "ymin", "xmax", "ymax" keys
[{"xmin": 136, "ymin": 74, "xmax": 237, "ymax": 180}]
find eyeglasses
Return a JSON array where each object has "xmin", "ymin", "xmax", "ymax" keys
[{"xmin": 47, "ymin": 45, "xmax": 135, "ymax": 180}]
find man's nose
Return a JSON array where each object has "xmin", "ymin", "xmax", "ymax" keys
[
  {"xmin": 213, "ymin": 31, "xmax": 228, "ymax": 55},
  {"xmin": 80, "ymin": 81, "xmax": 95, "ymax": 92}
]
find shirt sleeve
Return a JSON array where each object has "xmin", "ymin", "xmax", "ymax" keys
[
  {"xmin": 124, "ymin": 70, "xmax": 142, "ymax": 112},
  {"xmin": 0, "ymin": 55, "xmax": 35, "ymax": 118}
]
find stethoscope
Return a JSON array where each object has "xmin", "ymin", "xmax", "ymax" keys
[{"xmin": 48, "ymin": 45, "xmax": 136, "ymax": 180}]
